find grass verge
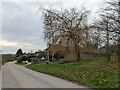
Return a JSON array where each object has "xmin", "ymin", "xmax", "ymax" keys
[{"xmin": 26, "ymin": 56, "xmax": 118, "ymax": 89}]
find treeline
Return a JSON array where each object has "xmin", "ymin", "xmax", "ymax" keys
[
  {"xmin": 1, "ymin": 54, "xmax": 15, "ymax": 64},
  {"xmin": 16, "ymin": 49, "xmax": 45, "ymax": 64}
]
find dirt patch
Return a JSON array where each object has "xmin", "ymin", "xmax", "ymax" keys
[{"xmin": 105, "ymin": 61, "xmax": 118, "ymax": 71}]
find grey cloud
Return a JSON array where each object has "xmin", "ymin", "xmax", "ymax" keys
[
  {"xmin": 2, "ymin": 0, "xmax": 106, "ymax": 54},
  {"xmin": 2, "ymin": 2, "xmax": 45, "ymax": 45}
]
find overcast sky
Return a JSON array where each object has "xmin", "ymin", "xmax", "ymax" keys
[{"xmin": 0, "ymin": 0, "xmax": 109, "ymax": 54}]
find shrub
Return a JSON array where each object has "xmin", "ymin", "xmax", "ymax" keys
[
  {"xmin": 31, "ymin": 57, "xmax": 39, "ymax": 64},
  {"xmin": 17, "ymin": 55, "xmax": 27, "ymax": 63}
]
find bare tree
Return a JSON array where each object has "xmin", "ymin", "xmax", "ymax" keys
[
  {"xmin": 91, "ymin": 0, "xmax": 120, "ymax": 61},
  {"xmin": 103, "ymin": 0, "xmax": 120, "ymax": 61},
  {"xmin": 101, "ymin": 0, "xmax": 120, "ymax": 36},
  {"xmin": 43, "ymin": 8, "xmax": 90, "ymax": 61},
  {"xmin": 92, "ymin": 18, "xmax": 108, "ymax": 60}
]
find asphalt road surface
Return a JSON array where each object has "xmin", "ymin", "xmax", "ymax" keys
[{"xmin": 2, "ymin": 61, "xmax": 90, "ymax": 88}]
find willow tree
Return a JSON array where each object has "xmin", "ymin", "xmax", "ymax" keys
[{"xmin": 43, "ymin": 8, "xmax": 90, "ymax": 61}]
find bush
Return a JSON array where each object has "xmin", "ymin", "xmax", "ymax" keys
[
  {"xmin": 31, "ymin": 58, "xmax": 39, "ymax": 64},
  {"xmin": 17, "ymin": 55, "xmax": 27, "ymax": 63},
  {"xmin": 27, "ymin": 58, "xmax": 32, "ymax": 62}
]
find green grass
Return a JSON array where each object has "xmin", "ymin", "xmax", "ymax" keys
[{"xmin": 26, "ymin": 56, "xmax": 118, "ymax": 89}]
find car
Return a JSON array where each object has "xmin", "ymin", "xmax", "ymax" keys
[{"xmin": 41, "ymin": 57, "xmax": 45, "ymax": 61}]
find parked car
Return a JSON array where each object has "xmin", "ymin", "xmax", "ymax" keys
[{"xmin": 41, "ymin": 57, "xmax": 45, "ymax": 61}]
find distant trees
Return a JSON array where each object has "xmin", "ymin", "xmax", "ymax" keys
[
  {"xmin": 16, "ymin": 48, "xmax": 23, "ymax": 58},
  {"xmin": 35, "ymin": 50, "xmax": 45, "ymax": 59},
  {"xmin": 16, "ymin": 49, "xmax": 24, "ymax": 63},
  {"xmin": 15, "ymin": 48, "xmax": 47, "ymax": 63},
  {"xmin": 43, "ymin": 8, "xmax": 90, "ymax": 61},
  {"xmin": 2, "ymin": 54, "xmax": 15, "ymax": 63}
]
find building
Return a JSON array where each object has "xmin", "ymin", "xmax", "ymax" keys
[{"xmin": 45, "ymin": 44, "xmax": 101, "ymax": 61}]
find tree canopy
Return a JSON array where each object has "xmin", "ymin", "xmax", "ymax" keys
[
  {"xmin": 16, "ymin": 48, "xmax": 23, "ymax": 57},
  {"xmin": 43, "ymin": 8, "xmax": 91, "ymax": 60}
]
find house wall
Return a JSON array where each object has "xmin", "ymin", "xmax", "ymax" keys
[
  {"xmin": 64, "ymin": 51, "xmax": 76, "ymax": 60},
  {"xmin": 45, "ymin": 44, "xmax": 101, "ymax": 60}
]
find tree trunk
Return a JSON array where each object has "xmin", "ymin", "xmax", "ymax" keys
[
  {"xmin": 74, "ymin": 40, "xmax": 81, "ymax": 61},
  {"xmin": 106, "ymin": 14, "xmax": 111, "ymax": 61}
]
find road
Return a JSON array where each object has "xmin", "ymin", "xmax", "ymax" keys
[{"xmin": 2, "ymin": 61, "xmax": 90, "ymax": 88}]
